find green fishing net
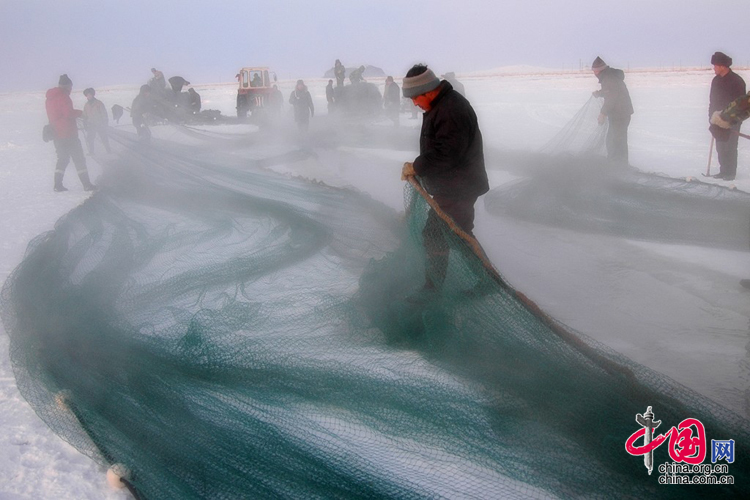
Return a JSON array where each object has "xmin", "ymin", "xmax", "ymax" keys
[{"xmin": 2, "ymin": 128, "xmax": 748, "ymax": 499}]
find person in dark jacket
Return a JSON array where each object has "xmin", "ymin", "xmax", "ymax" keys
[
  {"xmin": 289, "ymin": 80, "xmax": 314, "ymax": 132},
  {"xmin": 401, "ymin": 64, "xmax": 489, "ymax": 290},
  {"xmin": 45, "ymin": 74, "xmax": 95, "ymax": 192},
  {"xmin": 334, "ymin": 59, "xmax": 346, "ymax": 87},
  {"xmin": 708, "ymin": 51, "xmax": 746, "ymax": 181},
  {"xmin": 592, "ymin": 57, "xmax": 634, "ymax": 163},
  {"xmin": 383, "ymin": 76, "xmax": 400, "ymax": 126},
  {"xmin": 349, "ymin": 65, "xmax": 366, "ymax": 84},
  {"xmin": 131, "ymin": 84, "xmax": 155, "ymax": 144}
]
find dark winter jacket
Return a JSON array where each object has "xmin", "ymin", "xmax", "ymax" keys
[
  {"xmin": 709, "ymin": 70, "xmax": 746, "ymax": 117},
  {"xmin": 594, "ymin": 67, "xmax": 634, "ymax": 118},
  {"xmin": 413, "ymin": 81, "xmax": 489, "ymax": 200},
  {"xmin": 289, "ymin": 88, "xmax": 314, "ymax": 122},
  {"xmin": 334, "ymin": 64, "xmax": 346, "ymax": 85},
  {"xmin": 45, "ymin": 86, "xmax": 82, "ymax": 139}
]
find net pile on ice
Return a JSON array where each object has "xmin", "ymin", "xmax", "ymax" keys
[
  {"xmin": 484, "ymin": 155, "xmax": 750, "ymax": 251},
  {"xmin": 2, "ymin": 127, "xmax": 748, "ymax": 499}
]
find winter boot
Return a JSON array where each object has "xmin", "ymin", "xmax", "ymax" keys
[
  {"xmin": 79, "ymin": 171, "xmax": 96, "ymax": 191},
  {"xmin": 53, "ymin": 172, "xmax": 68, "ymax": 192}
]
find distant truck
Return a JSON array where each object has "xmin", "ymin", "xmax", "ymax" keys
[{"xmin": 236, "ymin": 67, "xmax": 277, "ymax": 118}]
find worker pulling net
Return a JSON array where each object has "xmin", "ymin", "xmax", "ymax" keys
[{"xmin": 2, "ymin": 130, "xmax": 749, "ymax": 499}]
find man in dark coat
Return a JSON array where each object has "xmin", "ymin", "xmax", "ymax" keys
[
  {"xmin": 401, "ymin": 64, "xmax": 489, "ymax": 290},
  {"xmin": 383, "ymin": 76, "xmax": 400, "ymax": 126},
  {"xmin": 592, "ymin": 56, "xmax": 634, "ymax": 163},
  {"xmin": 289, "ymin": 80, "xmax": 314, "ymax": 132},
  {"xmin": 45, "ymin": 74, "xmax": 95, "ymax": 191},
  {"xmin": 334, "ymin": 59, "xmax": 346, "ymax": 87},
  {"xmin": 708, "ymin": 51, "xmax": 746, "ymax": 181},
  {"xmin": 131, "ymin": 84, "xmax": 155, "ymax": 144}
]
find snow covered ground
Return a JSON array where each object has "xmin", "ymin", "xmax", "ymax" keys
[{"xmin": 1, "ymin": 68, "xmax": 748, "ymax": 498}]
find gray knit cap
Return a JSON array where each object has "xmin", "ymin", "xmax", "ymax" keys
[{"xmin": 402, "ymin": 69, "xmax": 440, "ymax": 98}]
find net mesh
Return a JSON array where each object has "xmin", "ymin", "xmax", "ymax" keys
[
  {"xmin": 540, "ymin": 96, "xmax": 607, "ymax": 156},
  {"xmin": 2, "ymin": 126, "xmax": 749, "ymax": 499}
]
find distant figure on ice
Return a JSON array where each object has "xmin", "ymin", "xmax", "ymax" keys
[
  {"xmin": 149, "ymin": 68, "xmax": 166, "ymax": 91},
  {"xmin": 82, "ymin": 88, "xmax": 112, "ymax": 154},
  {"xmin": 188, "ymin": 88, "xmax": 202, "ymax": 114},
  {"xmin": 326, "ymin": 79, "xmax": 335, "ymax": 114},
  {"xmin": 269, "ymin": 85, "xmax": 284, "ymax": 116},
  {"xmin": 441, "ymin": 72, "xmax": 465, "ymax": 97},
  {"xmin": 400, "ymin": 64, "xmax": 489, "ymax": 292},
  {"xmin": 591, "ymin": 56, "xmax": 634, "ymax": 164},
  {"xmin": 131, "ymin": 84, "xmax": 155, "ymax": 144},
  {"xmin": 45, "ymin": 74, "xmax": 95, "ymax": 192},
  {"xmin": 349, "ymin": 65, "xmax": 366, "ymax": 85},
  {"xmin": 289, "ymin": 80, "xmax": 314, "ymax": 132},
  {"xmin": 334, "ymin": 59, "xmax": 346, "ymax": 87},
  {"xmin": 383, "ymin": 76, "xmax": 400, "ymax": 126},
  {"xmin": 708, "ymin": 51, "xmax": 746, "ymax": 181}
]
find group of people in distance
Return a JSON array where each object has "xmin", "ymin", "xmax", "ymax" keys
[{"xmin": 43, "ymin": 54, "xmax": 748, "ymax": 296}]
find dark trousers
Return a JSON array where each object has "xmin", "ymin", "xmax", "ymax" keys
[
  {"xmin": 606, "ymin": 115, "xmax": 631, "ymax": 163},
  {"xmin": 422, "ymin": 196, "xmax": 477, "ymax": 288},
  {"xmin": 54, "ymin": 136, "xmax": 88, "ymax": 177},
  {"xmin": 716, "ymin": 124, "xmax": 741, "ymax": 178}
]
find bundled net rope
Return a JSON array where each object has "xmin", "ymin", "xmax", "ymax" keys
[
  {"xmin": 540, "ymin": 96, "xmax": 607, "ymax": 155},
  {"xmin": 2, "ymin": 129, "xmax": 749, "ymax": 499}
]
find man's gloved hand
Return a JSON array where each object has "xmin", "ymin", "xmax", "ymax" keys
[
  {"xmin": 710, "ymin": 110, "xmax": 731, "ymax": 129},
  {"xmin": 401, "ymin": 161, "xmax": 416, "ymax": 180}
]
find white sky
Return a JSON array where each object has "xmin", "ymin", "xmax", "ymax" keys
[{"xmin": 2, "ymin": 0, "xmax": 749, "ymax": 91}]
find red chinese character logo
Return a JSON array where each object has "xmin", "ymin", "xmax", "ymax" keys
[{"xmin": 667, "ymin": 418, "xmax": 705, "ymax": 464}]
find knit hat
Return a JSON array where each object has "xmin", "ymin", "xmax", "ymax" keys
[
  {"xmin": 58, "ymin": 74, "xmax": 72, "ymax": 86},
  {"xmin": 591, "ymin": 57, "xmax": 608, "ymax": 71},
  {"xmin": 711, "ymin": 51, "xmax": 732, "ymax": 67},
  {"xmin": 402, "ymin": 68, "xmax": 440, "ymax": 98},
  {"xmin": 83, "ymin": 88, "xmax": 95, "ymax": 97}
]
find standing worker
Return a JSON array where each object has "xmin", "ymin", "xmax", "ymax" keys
[
  {"xmin": 591, "ymin": 56, "xmax": 634, "ymax": 164},
  {"xmin": 45, "ymin": 74, "xmax": 95, "ymax": 192},
  {"xmin": 401, "ymin": 64, "xmax": 489, "ymax": 291},
  {"xmin": 708, "ymin": 51, "xmax": 746, "ymax": 181},
  {"xmin": 383, "ymin": 76, "xmax": 401, "ymax": 127},
  {"xmin": 82, "ymin": 88, "xmax": 112, "ymax": 154},
  {"xmin": 289, "ymin": 80, "xmax": 314, "ymax": 133},
  {"xmin": 334, "ymin": 59, "xmax": 346, "ymax": 87}
]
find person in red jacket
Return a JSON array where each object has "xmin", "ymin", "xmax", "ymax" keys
[{"xmin": 45, "ymin": 74, "xmax": 94, "ymax": 192}]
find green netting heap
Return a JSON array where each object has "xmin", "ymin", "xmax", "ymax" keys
[{"xmin": 2, "ymin": 131, "xmax": 749, "ymax": 499}]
